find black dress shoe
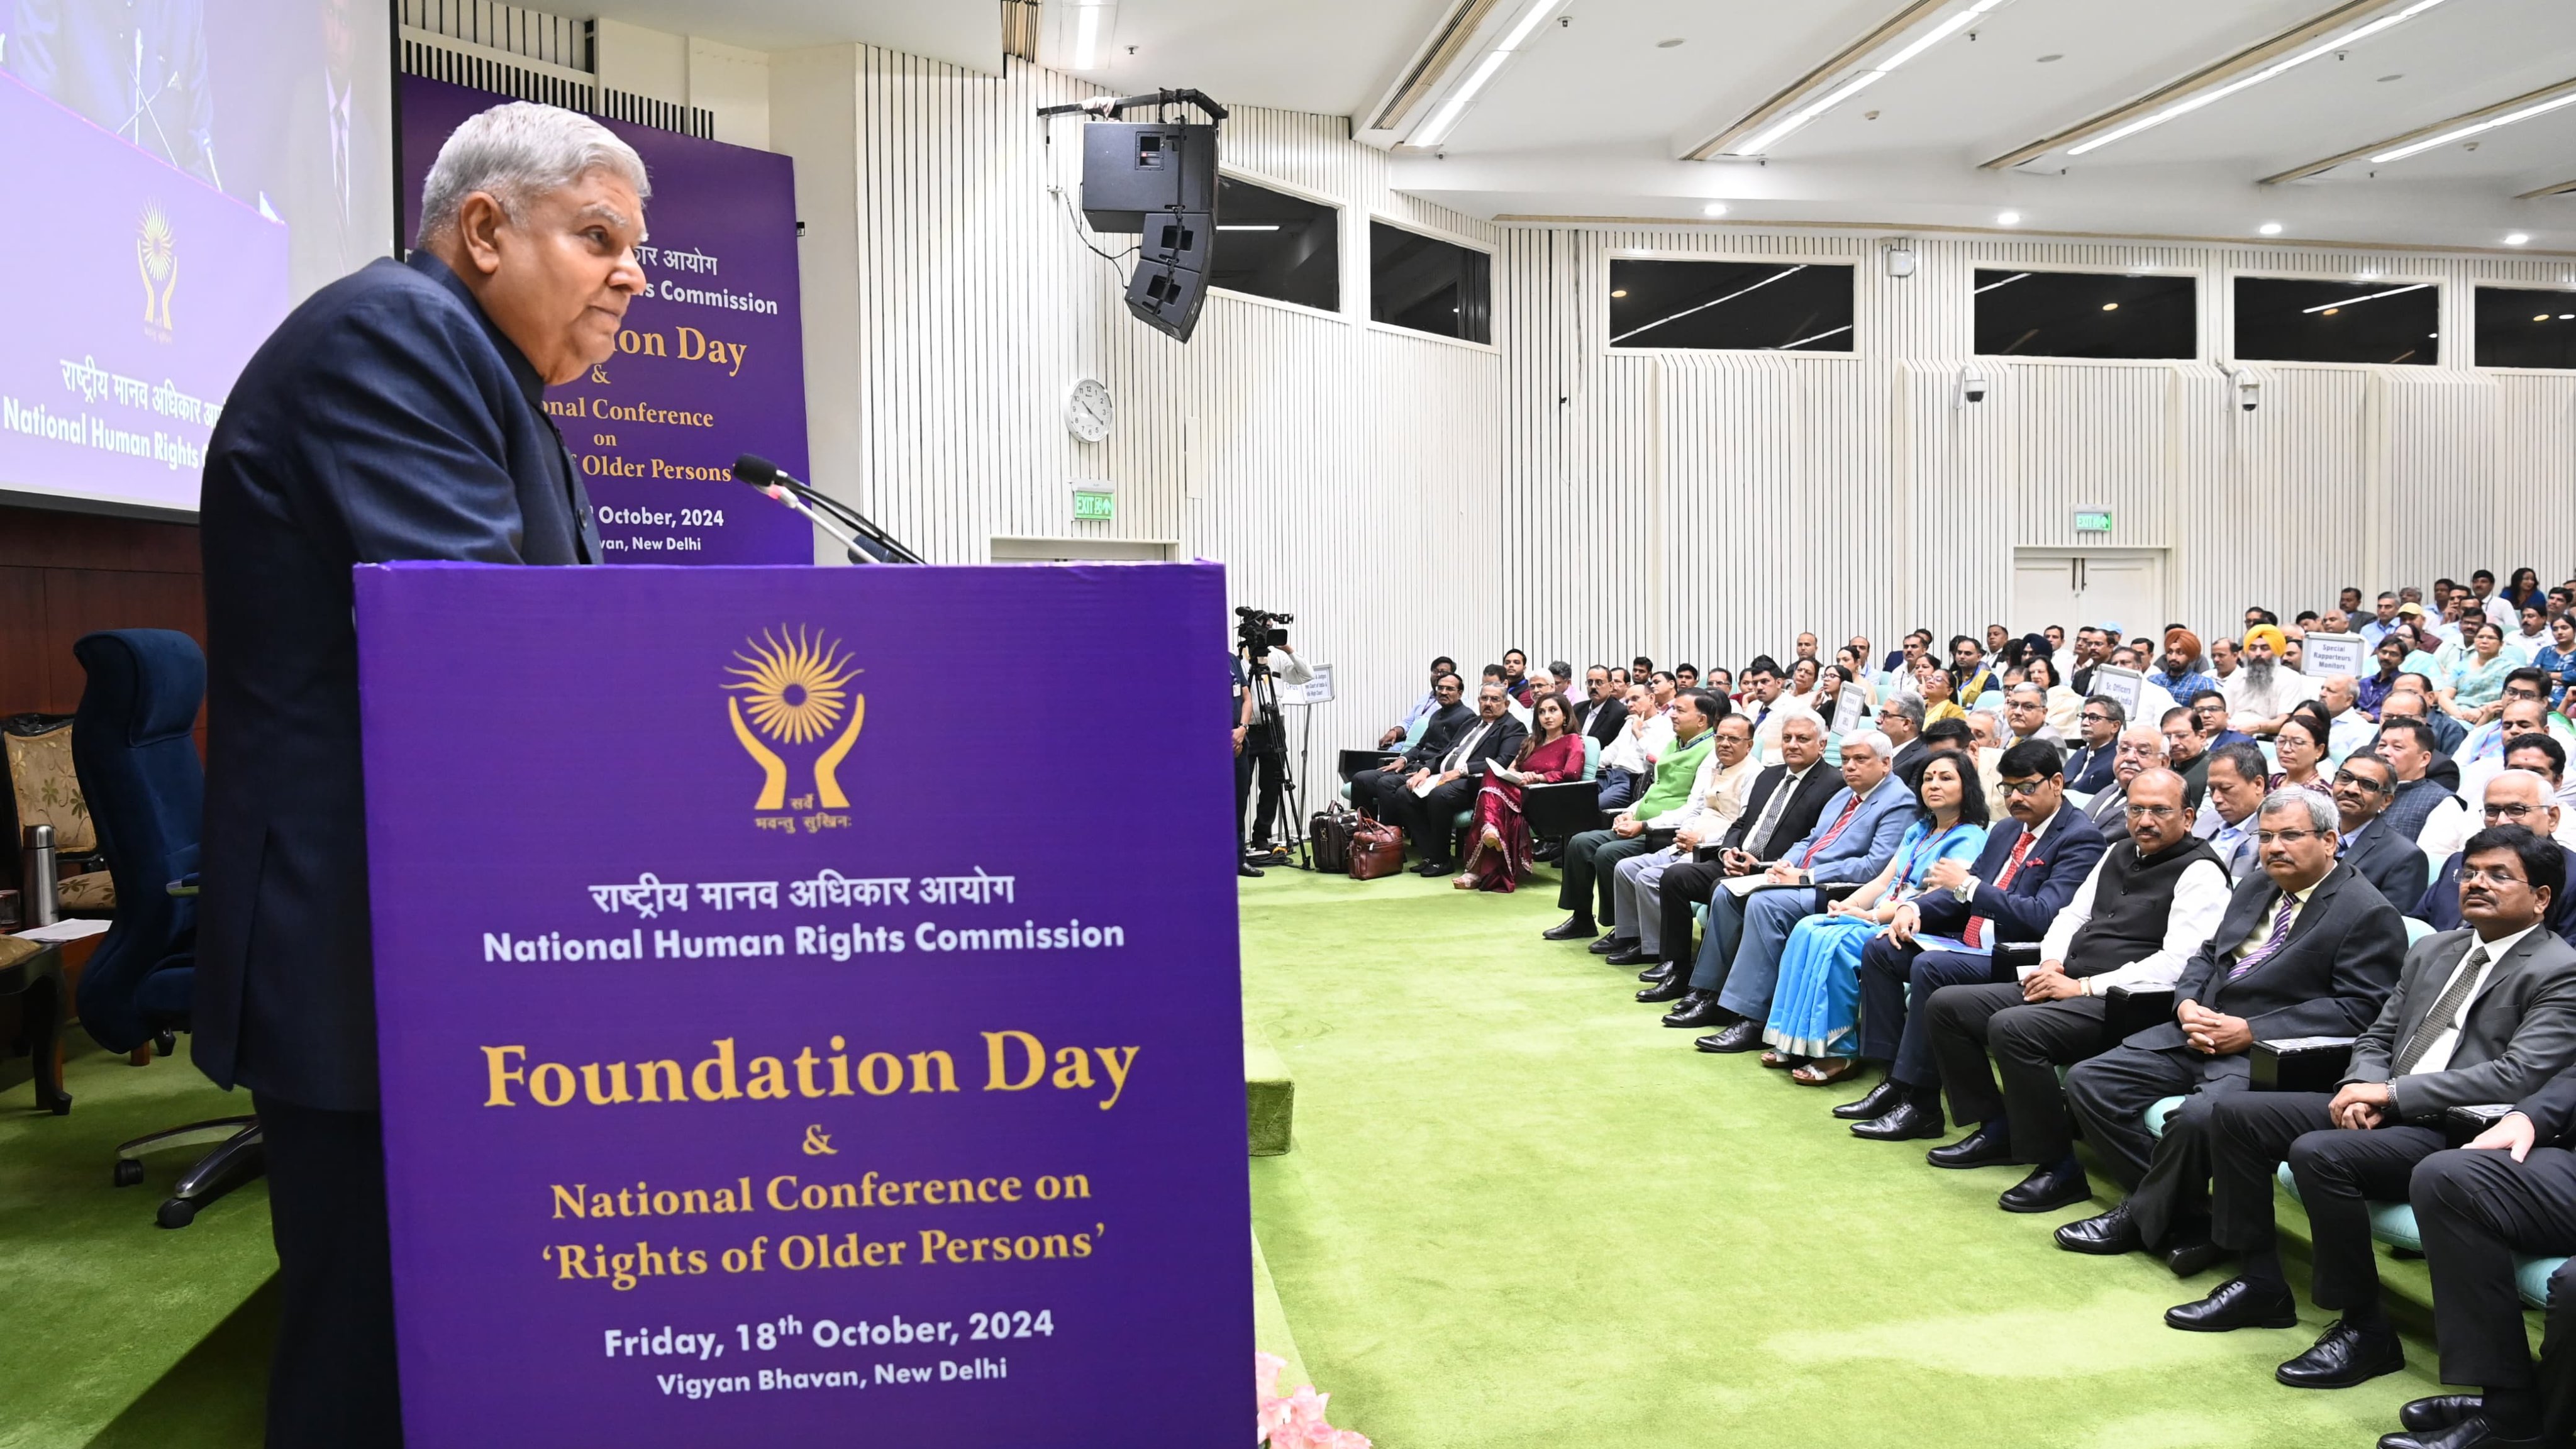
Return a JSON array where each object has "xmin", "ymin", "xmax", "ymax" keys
[
  {"xmin": 1636, "ymin": 975, "xmax": 1691, "ymax": 1004},
  {"xmin": 1606, "ymin": 946, "xmax": 1655, "ymax": 967},
  {"xmin": 1926, "ymin": 1121, "xmax": 2013, "ymax": 1168},
  {"xmin": 1851, "ymin": 1099, "xmax": 1946, "ymax": 1141},
  {"xmin": 1999, "ymin": 1158, "xmax": 2092, "ymax": 1214},
  {"xmin": 1541, "ymin": 916, "xmax": 1597, "ymax": 941},
  {"xmin": 2277, "ymin": 1319, "xmax": 2405, "ymax": 1388},
  {"xmin": 1833, "ymin": 1079, "xmax": 1904, "ymax": 1121},
  {"xmin": 2379, "ymin": 1416, "xmax": 2548, "ymax": 1449},
  {"xmin": 2055, "ymin": 1202, "xmax": 2143, "ymax": 1255},
  {"xmin": 2162, "ymin": 1233, "xmax": 2229, "ymax": 1279},
  {"xmin": 2165, "ymin": 1276, "xmax": 2300, "ymax": 1333},
  {"xmin": 1588, "ymin": 933, "xmax": 1631, "ymax": 955},
  {"xmin": 1662, "ymin": 992, "xmax": 1729, "ymax": 1028},
  {"xmin": 1238, "ymin": 861, "xmax": 1265, "ymax": 878},
  {"xmin": 1696, "ymin": 1019, "xmax": 1764, "ymax": 1053},
  {"xmin": 1416, "ymin": 860, "xmax": 1452, "ymax": 876},
  {"xmin": 2401, "ymin": 1397, "xmax": 2484, "ymax": 1433},
  {"xmin": 1638, "ymin": 962, "xmax": 1675, "ymax": 984}
]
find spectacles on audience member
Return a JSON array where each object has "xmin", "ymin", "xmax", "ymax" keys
[
  {"xmin": 2485, "ymin": 801, "xmax": 2542, "ymax": 821},
  {"xmin": 2124, "ymin": 803, "xmax": 2179, "ymax": 819},
  {"xmin": 2080, "ymin": 711, "xmax": 2112, "ymax": 724},
  {"xmin": 2114, "ymin": 742, "xmax": 2157, "ymax": 756},
  {"xmin": 1997, "ymin": 777, "xmax": 2050, "ymax": 797},
  {"xmin": 2330, "ymin": 770, "xmax": 2388, "ymax": 793},
  {"xmin": 2505, "ymin": 684, "xmax": 2545, "ymax": 701},
  {"xmin": 2460, "ymin": 864, "xmax": 2531, "ymax": 886},
  {"xmin": 2256, "ymin": 828, "xmax": 2326, "ymax": 845}
]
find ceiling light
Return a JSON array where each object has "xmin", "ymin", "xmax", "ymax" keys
[
  {"xmin": 2538, "ymin": 314, "xmax": 2553, "ymax": 322},
  {"xmin": 1703, "ymin": 202, "xmax": 1729, "ymax": 216},
  {"xmin": 2374, "ymin": 93, "xmax": 2576, "ymax": 164},
  {"xmin": 1069, "ymin": 0, "xmax": 1113, "ymax": 70},
  {"xmin": 2101, "ymin": 302, "xmax": 2119, "ymax": 311},
  {"xmin": 1412, "ymin": 0, "xmax": 1568, "ymax": 147},
  {"xmin": 1218, "ymin": 224, "xmax": 1279, "ymax": 231},
  {"xmin": 2506, "ymin": 233, "xmax": 2532, "ymax": 245},
  {"xmin": 1997, "ymin": 211, "xmax": 2021, "ymax": 226},
  {"xmin": 2562, "ymin": 313, "xmax": 2574, "ymax": 319},
  {"xmin": 1611, "ymin": 289, "xmax": 1628, "ymax": 297},
  {"xmin": 2258, "ymin": 222, "xmax": 2284, "ymax": 235},
  {"xmin": 2063, "ymin": 0, "xmax": 2455, "ymax": 158},
  {"xmin": 1726, "ymin": 0, "xmax": 2011, "ymax": 155},
  {"xmin": 2300, "ymin": 281, "xmax": 2431, "ymax": 314}
]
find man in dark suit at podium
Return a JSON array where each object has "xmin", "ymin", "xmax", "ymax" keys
[{"xmin": 196, "ymin": 103, "xmax": 647, "ymax": 1446}]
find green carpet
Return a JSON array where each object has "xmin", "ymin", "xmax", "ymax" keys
[
  {"xmin": 0, "ymin": 1031, "xmax": 274, "ymax": 1449},
  {"xmin": 1241, "ymin": 864, "xmax": 2459, "ymax": 1449}
]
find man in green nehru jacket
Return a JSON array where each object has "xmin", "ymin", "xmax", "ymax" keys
[{"xmin": 1546, "ymin": 690, "xmax": 1726, "ymax": 940}]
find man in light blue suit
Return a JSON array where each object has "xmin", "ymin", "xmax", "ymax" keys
[{"xmin": 1685, "ymin": 730, "xmax": 1919, "ymax": 1053}]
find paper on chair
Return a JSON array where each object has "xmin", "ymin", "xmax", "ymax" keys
[{"xmin": 14, "ymin": 918, "xmax": 109, "ymax": 942}]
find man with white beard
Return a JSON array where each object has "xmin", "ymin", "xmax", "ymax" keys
[{"xmin": 2221, "ymin": 625, "xmax": 2319, "ymax": 738}]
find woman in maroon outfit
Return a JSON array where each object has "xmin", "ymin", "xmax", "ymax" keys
[{"xmin": 1456, "ymin": 693, "xmax": 1585, "ymax": 892}]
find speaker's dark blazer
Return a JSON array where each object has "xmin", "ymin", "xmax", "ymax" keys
[
  {"xmin": 2126, "ymin": 860, "xmax": 2406, "ymax": 1057},
  {"xmin": 2343, "ymin": 926, "xmax": 2576, "ymax": 1119},
  {"xmin": 1914, "ymin": 800, "xmax": 2107, "ymax": 942},
  {"xmin": 197, "ymin": 252, "xmax": 600, "ymax": 1111}
]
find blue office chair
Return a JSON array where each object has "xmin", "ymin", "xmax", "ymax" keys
[{"xmin": 70, "ymin": 629, "xmax": 264, "ymax": 1229}]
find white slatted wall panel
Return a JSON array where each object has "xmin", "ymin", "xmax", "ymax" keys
[
  {"xmin": 1501, "ymin": 225, "xmax": 2576, "ymax": 669},
  {"xmin": 774, "ymin": 45, "xmax": 1501, "ymax": 756}
]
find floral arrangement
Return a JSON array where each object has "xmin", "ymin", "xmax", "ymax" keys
[{"xmin": 1257, "ymin": 1352, "xmax": 1370, "ymax": 1449}]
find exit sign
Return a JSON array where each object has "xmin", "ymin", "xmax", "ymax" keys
[
  {"xmin": 1072, "ymin": 484, "xmax": 1115, "ymax": 522},
  {"xmin": 2074, "ymin": 509, "xmax": 2113, "ymax": 534}
]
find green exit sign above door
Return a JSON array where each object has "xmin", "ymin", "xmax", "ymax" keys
[
  {"xmin": 2074, "ymin": 509, "xmax": 2113, "ymax": 534},
  {"xmin": 1072, "ymin": 485, "xmax": 1115, "ymax": 522}
]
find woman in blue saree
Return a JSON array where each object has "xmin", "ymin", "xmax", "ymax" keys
[{"xmin": 1762, "ymin": 753, "xmax": 1988, "ymax": 1085}]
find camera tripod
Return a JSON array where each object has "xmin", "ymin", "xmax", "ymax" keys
[{"xmin": 1240, "ymin": 650, "xmax": 1313, "ymax": 872}]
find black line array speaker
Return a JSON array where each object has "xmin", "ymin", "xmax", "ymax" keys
[
  {"xmin": 1124, "ymin": 209, "xmax": 1211, "ymax": 341},
  {"xmin": 1079, "ymin": 122, "xmax": 1216, "ymax": 232}
]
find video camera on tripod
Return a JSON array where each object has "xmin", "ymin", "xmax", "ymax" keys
[{"xmin": 1234, "ymin": 606, "xmax": 1292, "ymax": 672}]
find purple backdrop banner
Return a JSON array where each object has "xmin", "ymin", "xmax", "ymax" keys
[
  {"xmin": 354, "ymin": 561, "xmax": 1249, "ymax": 1443},
  {"xmin": 399, "ymin": 77, "xmax": 812, "ymax": 564}
]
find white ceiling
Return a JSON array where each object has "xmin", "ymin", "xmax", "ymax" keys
[{"xmin": 596, "ymin": 0, "xmax": 2576, "ymax": 250}]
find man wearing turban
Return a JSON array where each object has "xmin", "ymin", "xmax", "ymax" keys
[
  {"xmin": 2219, "ymin": 625, "xmax": 2318, "ymax": 736},
  {"xmin": 2146, "ymin": 628, "xmax": 2217, "ymax": 706}
]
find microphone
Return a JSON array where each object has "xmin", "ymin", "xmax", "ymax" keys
[
  {"xmin": 730, "ymin": 453, "xmax": 783, "ymax": 487},
  {"xmin": 727, "ymin": 453, "xmax": 924, "ymax": 565}
]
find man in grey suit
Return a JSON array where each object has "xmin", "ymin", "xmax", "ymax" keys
[
  {"xmin": 2177, "ymin": 826, "xmax": 2576, "ymax": 1399},
  {"xmin": 2058, "ymin": 789, "xmax": 2407, "ymax": 1265}
]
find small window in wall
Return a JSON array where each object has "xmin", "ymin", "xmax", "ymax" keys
[
  {"xmin": 1370, "ymin": 221, "xmax": 1491, "ymax": 343},
  {"xmin": 1974, "ymin": 269, "xmax": 2196, "ymax": 358},
  {"xmin": 1212, "ymin": 175, "xmax": 1339, "ymax": 313},
  {"xmin": 2233, "ymin": 277, "xmax": 2439, "ymax": 365},
  {"xmin": 2474, "ymin": 287, "xmax": 2576, "ymax": 369},
  {"xmin": 1608, "ymin": 258, "xmax": 1854, "ymax": 352}
]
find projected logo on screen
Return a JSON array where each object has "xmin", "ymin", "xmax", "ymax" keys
[
  {"xmin": 136, "ymin": 204, "xmax": 179, "ymax": 338},
  {"xmin": 724, "ymin": 626, "xmax": 863, "ymax": 830}
]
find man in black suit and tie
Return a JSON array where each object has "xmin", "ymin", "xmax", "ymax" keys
[
  {"xmin": 1835, "ymin": 741, "xmax": 2108, "ymax": 1141},
  {"xmin": 2334, "ymin": 751, "xmax": 2434, "ymax": 916},
  {"xmin": 2058, "ymin": 788, "xmax": 2406, "ymax": 1266},
  {"xmin": 2182, "ymin": 826, "xmax": 2576, "ymax": 1404},
  {"xmin": 196, "ymin": 102, "xmax": 649, "ymax": 1445},
  {"xmin": 2401, "ymin": 1062, "xmax": 2576, "ymax": 1449},
  {"xmin": 1916, "ymin": 769, "xmax": 2230, "ymax": 1209},
  {"xmin": 2082, "ymin": 724, "xmax": 2167, "ymax": 844},
  {"xmin": 2060, "ymin": 697, "xmax": 2124, "ymax": 796},
  {"xmin": 1880, "ymin": 697, "xmax": 1928, "ymax": 787},
  {"xmin": 1377, "ymin": 682, "xmax": 1526, "ymax": 875},
  {"xmin": 1350, "ymin": 675, "xmax": 1468, "ymax": 818},
  {"xmin": 1574, "ymin": 664, "xmax": 1629, "ymax": 751},
  {"xmin": 1641, "ymin": 716, "xmax": 1838, "ymax": 1009},
  {"xmin": 2418, "ymin": 770, "xmax": 2576, "ymax": 950}
]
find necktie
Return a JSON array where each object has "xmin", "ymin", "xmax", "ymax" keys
[
  {"xmin": 1445, "ymin": 722, "xmax": 1489, "ymax": 772},
  {"xmin": 2227, "ymin": 891, "xmax": 2302, "ymax": 980},
  {"xmin": 1801, "ymin": 793, "xmax": 1865, "ymax": 868},
  {"xmin": 2392, "ymin": 944, "xmax": 2490, "ymax": 1076},
  {"xmin": 1961, "ymin": 831, "xmax": 2035, "ymax": 949},
  {"xmin": 1743, "ymin": 770, "xmax": 1799, "ymax": 858}
]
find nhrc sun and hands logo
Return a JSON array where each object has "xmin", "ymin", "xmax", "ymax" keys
[
  {"xmin": 136, "ymin": 203, "xmax": 177, "ymax": 338},
  {"xmin": 725, "ymin": 626, "xmax": 863, "ymax": 833}
]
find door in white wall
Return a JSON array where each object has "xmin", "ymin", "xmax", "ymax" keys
[{"xmin": 2012, "ymin": 550, "xmax": 2167, "ymax": 645}]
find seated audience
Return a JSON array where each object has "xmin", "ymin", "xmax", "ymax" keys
[
  {"xmin": 2084, "ymin": 724, "xmax": 2168, "ymax": 842},
  {"xmin": 2333, "ymin": 751, "xmax": 2435, "ymax": 911},
  {"xmin": 2070, "ymin": 626, "xmax": 2109, "ymax": 696},
  {"xmin": 1374, "ymin": 682, "xmax": 1528, "ymax": 876},
  {"xmin": 1501, "ymin": 649, "xmax": 1533, "ymax": 704},
  {"xmin": 1379, "ymin": 655, "xmax": 1461, "ymax": 747},
  {"xmin": 2270, "ymin": 711, "xmax": 2333, "ymax": 798},
  {"xmin": 2357, "ymin": 635, "xmax": 2408, "ymax": 720},
  {"xmin": 2442, "ymin": 623, "xmax": 2519, "ymax": 725},
  {"xmin": 2179, "ymin": 828, "xmax": 2576, "ymax": 1400},
  {"xmin": 1543, "ymin": 691, "xmax": 1721, "ymax": 941},
  {"xmin": 2457, "ymin": 672, "xmax": 2572, "ymax": 768},
  {"xmin": 2209, "ymin": 633, "xmax": 2240, "ymax": 687},
  {"xmin": 2378, "ymin": 718, "xmax": 2477, "ymax": 865},
  {"xmin": 2417, "ymin": 770, "xmax": 2576, "ymax": 949},
  {"xmin": 1879, "ymin": 697, "xmax": 1928, "ymax": 786},
  {"xmin": 1603, "ymin": 715, "xmax": 1758, "ymax": 963},
  {"xmin": 1841, "ymin": 740, "xmax": 2109, "ymax": 1141},
  {"xmin": 2159, "ymin": 706, "xmax": 2214, "ymax": 811},
  {"xmin": 1456, "ymin": 692, "xmax": 1585, "ymax": 893},
  {"xmin": 2146, "ymin": 628, "xmax": 2218, "ymax": 707},
  {"xmin": 1762, "ymin": 754, "xmax": 1989, "ymax": 1085},
  {"xmin": 2025, "ymin": 652, "xmax": 2083, "ymax": 733},
  {"xmin": 1573, "ymin": 664, "xmax": 1629, "ymax": 752},
  {"xmin": 2061, "ymin": 697, "xmax": 2123, "ymax": 795},
  {"xmin": 1948, "ymin": 636, "xmax": 1997, "ymax": 702},
  {"xmin": 2358, "ymin": 593, "xmax": 2402, "ymax": 650},
  {"xmin": 2495, "ymin": 732, "xmax": 2576, "ymax": 851},
  {"xmin": 2002, "ymin": 682, "xmax": 2062, "ymax": 748},
  {"xmin": 2314, "ymin": 675, "xmax": 2378, "ymax": 762},
  {"xmin": 2192, "ymin": 742, "xmax": 2271, "ymax": 881},
  {"xmin": 2224, "ymin": 625, "xmax": 2320, "ymax": 736},
  {"xmin": 2191, "ymin": 689, "xmax": 2255, "ymax": 750},
  {"xmin": 1921, "ymin": 768, "xmax": 2228, "ymax": 1211},
  {"xmin": 1641, "ymin": 717, "xmax": 1840, "ymax": 1002},
  {"xmin": 1353, "ymin": 674, "xmax": 1469, "ymax": 814},
  {"xmin": 2057, "ymin": 789, "xmax": 2404, "ymax": 1269},
  {"xmin": 1660, "ymin": 732, "xmax": 1918, "ymax": 1052},
  {"xmin": 2536, "ymin": 611, "xmax": 2576, "ymax": 706},
  {"xmin": 2401, "ymin": 1060, "xmax": 2576, "ymax": 1449},
  {"xmin": 1591, "ymin": 682, "xmax": 1657, "ymax": 811}
]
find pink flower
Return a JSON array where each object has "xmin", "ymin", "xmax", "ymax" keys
[
  {"xmin": 1253, "ymin": 1352, "xmax": 1367, "ymax": 1449},
  {"xmin": 1255, "ymin": 1352, "xmax": 1287, "ymax": 1401}
]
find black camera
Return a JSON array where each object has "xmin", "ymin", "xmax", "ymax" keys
[{"xmin": 1234, "ymin": 606, "xmax": 1291, "ymax": 655}]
